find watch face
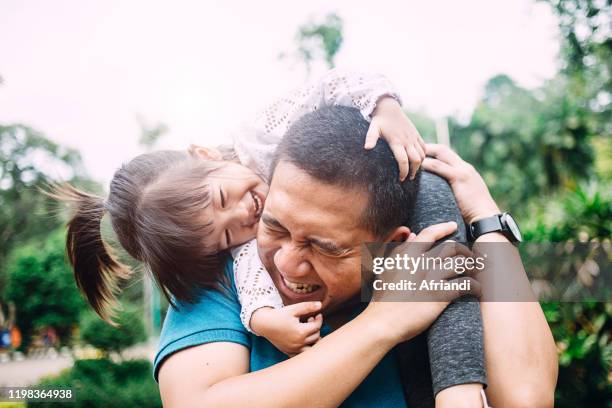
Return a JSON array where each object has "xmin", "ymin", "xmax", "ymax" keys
[{"xmin": 503, "ymin": 213, "xmax": 522, "ymax": 242}]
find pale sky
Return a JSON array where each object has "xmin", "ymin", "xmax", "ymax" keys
[{"xmin": 0, "ymin": 0, "xmax": 560, "ymax": 184}]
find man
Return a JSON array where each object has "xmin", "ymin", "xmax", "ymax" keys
[{"xmin": 157, "ymin": 106, "xmax": 557, "ymax": 407}]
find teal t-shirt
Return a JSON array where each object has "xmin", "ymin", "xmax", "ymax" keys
[{"xmin": 154, "ymin": 260, "xmax": 407, "ymax": 408}]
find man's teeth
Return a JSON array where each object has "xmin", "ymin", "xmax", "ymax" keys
[{"xmin": 283, "ymin": 277, "xmax": 320, "ymax": 294}]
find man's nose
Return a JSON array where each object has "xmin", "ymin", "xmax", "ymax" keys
[{"xmin": 274, "ymin": 242, "xmax": 312, "ymax": 278}]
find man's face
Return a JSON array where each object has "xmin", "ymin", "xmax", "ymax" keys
[{"xmin": 257, "ymin": 161, "xmax": 376, "ymax": 315}]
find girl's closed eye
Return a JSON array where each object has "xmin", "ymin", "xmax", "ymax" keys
[{"xmin": 219, "ymin": 187, "xmax": 227, "ymax": 208}]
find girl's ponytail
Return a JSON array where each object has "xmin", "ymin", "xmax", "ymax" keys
[{"xmin": 50, "ymin": 184, "xmax": 131, "ymax": 323}]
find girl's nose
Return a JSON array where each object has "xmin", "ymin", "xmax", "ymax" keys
[{"xmin": 228, "ymin": 199, "xmax": 251, "ymax": 227}]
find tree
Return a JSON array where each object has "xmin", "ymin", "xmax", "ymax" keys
[
  {"xmin": 0, "ymin": 124, "xmax": 93, "ymax": 291},
  {"xmin": 280, "ymin": 12, "xmax": 344, "ymax": 74},
  {"xmin": 4, "ymin": 229, "xmax": 85, "ymax": 347},
  {"xmin": 80, "ymin": 306, "xmax": 146, "ymax": 357},
  {"xmin": 449, "ymin": 73, "xmax": 602, "ymax": 210},
  {"xmin": 540, "ymin": 0, "xmax": 611, "ymax": 152},
  {"xmin": 136, "ymin": 114, "xmax": 168, "ymax": 151}
]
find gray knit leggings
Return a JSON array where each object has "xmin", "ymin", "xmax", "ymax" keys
[{"xmin": 395, "ymin": 171, "xmax": 486, "ymax": 407}]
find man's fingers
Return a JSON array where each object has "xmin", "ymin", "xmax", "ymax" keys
[
  {"xmin": 422, "ymin": 157, "xmax": 455, "ymax": 181},
  {"xmin": 426, "ymin": 255, "xmax": 472, "ymax": 281},
  {"xmin": 425, "ymin": 143, "xmax": 462, "ymax": 165},
  {"xmin": 390, "ymin": 143, "xmax": 410, "ymax": 181},
  {"xmin": 434, "ymin": 241, "xmax": 473, "ymax": 260},
  {"xmin": 413, "ymin": 222, "xmax": 458, "ymax": 243},
  {"xmin": 285, "ymin": 301, "xmax": 322, "ymax": 317},
  {"xmin": 364, "ymin": 120, "xmax": 380, "ymax": 149}
]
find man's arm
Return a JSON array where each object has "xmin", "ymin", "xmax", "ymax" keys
[
  {"xmin": 158, "ymin": 307, "xmax": 396, "ymax": 408},
  {"xmin": 474, "ymin": 233, "xmax": 558, "ymax": 408},
  {"xmin": 423, "ymin": 144, "xmax": 558, "ymax": 407}
]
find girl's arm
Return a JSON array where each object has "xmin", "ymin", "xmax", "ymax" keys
[
  {"xmin": 232, "ymin": 239, "xmax": 284, "ymax": 331},
  {"xmin": 233, "ymin": 69, "xmax": 420, "ymax": 182}
]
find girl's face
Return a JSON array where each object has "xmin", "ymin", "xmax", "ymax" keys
[{"xmin": 204, "ymin": 161, "xmax": 269, "ymax": 251}]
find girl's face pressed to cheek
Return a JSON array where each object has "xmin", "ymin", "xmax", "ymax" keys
[{"xmin": 203, "ymin": 162, "xmax": 269, "ymax": 251}]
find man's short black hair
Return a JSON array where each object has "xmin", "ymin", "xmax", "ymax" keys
[{"xmin": 271, "ymin": 105, "xmax": 420, "ymax": 239}]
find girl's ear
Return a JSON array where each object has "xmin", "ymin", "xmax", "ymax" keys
[
  {"xmin": 188, "ymin": 145, "xmax": 223, "ymax": 161},
  {"xmin": 384, "ymin": 226, "xmax": 412, "ymax": 242}
]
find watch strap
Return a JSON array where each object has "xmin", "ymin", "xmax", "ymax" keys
[{"xmin": 470, "ymin": 215, "xmax": 503, "ymax": 240}]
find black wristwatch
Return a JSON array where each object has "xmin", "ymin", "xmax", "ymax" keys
[{"xmin": 468, "ymin": 212, "xmax": 522, "ymax": 243}]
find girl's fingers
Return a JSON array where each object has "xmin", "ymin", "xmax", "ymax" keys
[
  {"xmin": 364, "ymin": 119, "xmax": 381, "ymax": 149},
  {"xmin": 407, "ymin": 146, "xmax": 423, "ymax": 180},
  {"xmin": 285, "ymin": 301, "xmax": 322, "ymax": 317},
  {"xmin": 419, "ymin": 137, "xmax": 427, "ymax": 153},
  {"xmin": 389, "ymin": 143, "xmax": 409, "ymax": 181},
  {"xmin": 304, "ymin": 331, "xmax": 320, "ymax": 345},
  {"xmin": 299, "ymin": 346, "xmax": 312, "ymax": 354},
  {"xmin": 415, "ymin": 142, "xmax": 426, "ymax": 161},
  {"xmin": 301, "ymin": 313, "xmax": 323, "ymax": 334}
]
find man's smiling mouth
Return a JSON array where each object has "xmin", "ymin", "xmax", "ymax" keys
[{"xmin": 282, "ymin": 277, "xmax": 321, "ymax": 294}]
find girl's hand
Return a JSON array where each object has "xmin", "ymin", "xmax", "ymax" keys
[
  {"xmin": 249, "ymin": 302, "xmax": 323, "ymax": 356},
  {"xmin": 365, "ymin": 96, "xmax": 427, "ymax": 181}
]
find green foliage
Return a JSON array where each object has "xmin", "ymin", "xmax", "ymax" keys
[
  {"xmin": 283, "ymin": 12, "xmax": 343, "ymax": 72},
  {"xmin": 80, "ymin": 307, "xmax": 146, "ymax": 356},
  {"xmin": 4, "ymin": 229, "xmax": 85, "ymax": 347},
  {"xmin": 592, "ymin": 136, "xmax": 612, "ymax": 181},
  {"xmin": 451, "ymin": 74, "xmax": 598, "ymax": 210},
  {"xmin": 522, "ymin": 180, "xmax": 611, "ymax": 242},
  {"xmin": 542, "ymin": 301, "xmax": 611, "ymax": 407},
  {"xmin": 0, "ymin": 124, "xmax": 95, "ymax": 291},
  {"xmin": 136, "ymin": 114, "xmax": 168, "ymax": 151},
  {"xmin": 539, "ymin": 0, "xmax": 611, "ymax": 143},
  {"xmin": 28, "ymin": 358, "xmax": 162, "ymax": 408},
  {"xmin": 520, "ymin": 180, "xmax": 611, "ymax": 408},
  {"xmin": 404, "ymin": 110, "xmax": 437, "ymax": 143}
]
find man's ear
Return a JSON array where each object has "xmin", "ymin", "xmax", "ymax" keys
[
  {"xmin": 384, "ymin": 226, "xmax": 412, "ymax": 242},
  {"xmin": 188, "ymin": 144, "xmax": 223, "ymax": 161}
]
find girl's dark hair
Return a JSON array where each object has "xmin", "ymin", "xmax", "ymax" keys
[{"xmin": 51, "ymin": 150, "xmax": 230, "ymax": 323}]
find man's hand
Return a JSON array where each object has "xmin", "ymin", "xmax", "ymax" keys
[
  {"xmin": 364, "ymin": 222, "xmax": 480, "ymax": 345},
  {"xmin": 365, "ymin": 96, "xmax": 427, "ymax": 181},
  {"xmin": 422, "ymin": 144, "xmax": 500, "ymax": 224}
]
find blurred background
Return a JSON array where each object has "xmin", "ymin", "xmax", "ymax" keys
[{"xmin": 0, "ymin": 0, "xmax": 609, "ymax": 407}]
